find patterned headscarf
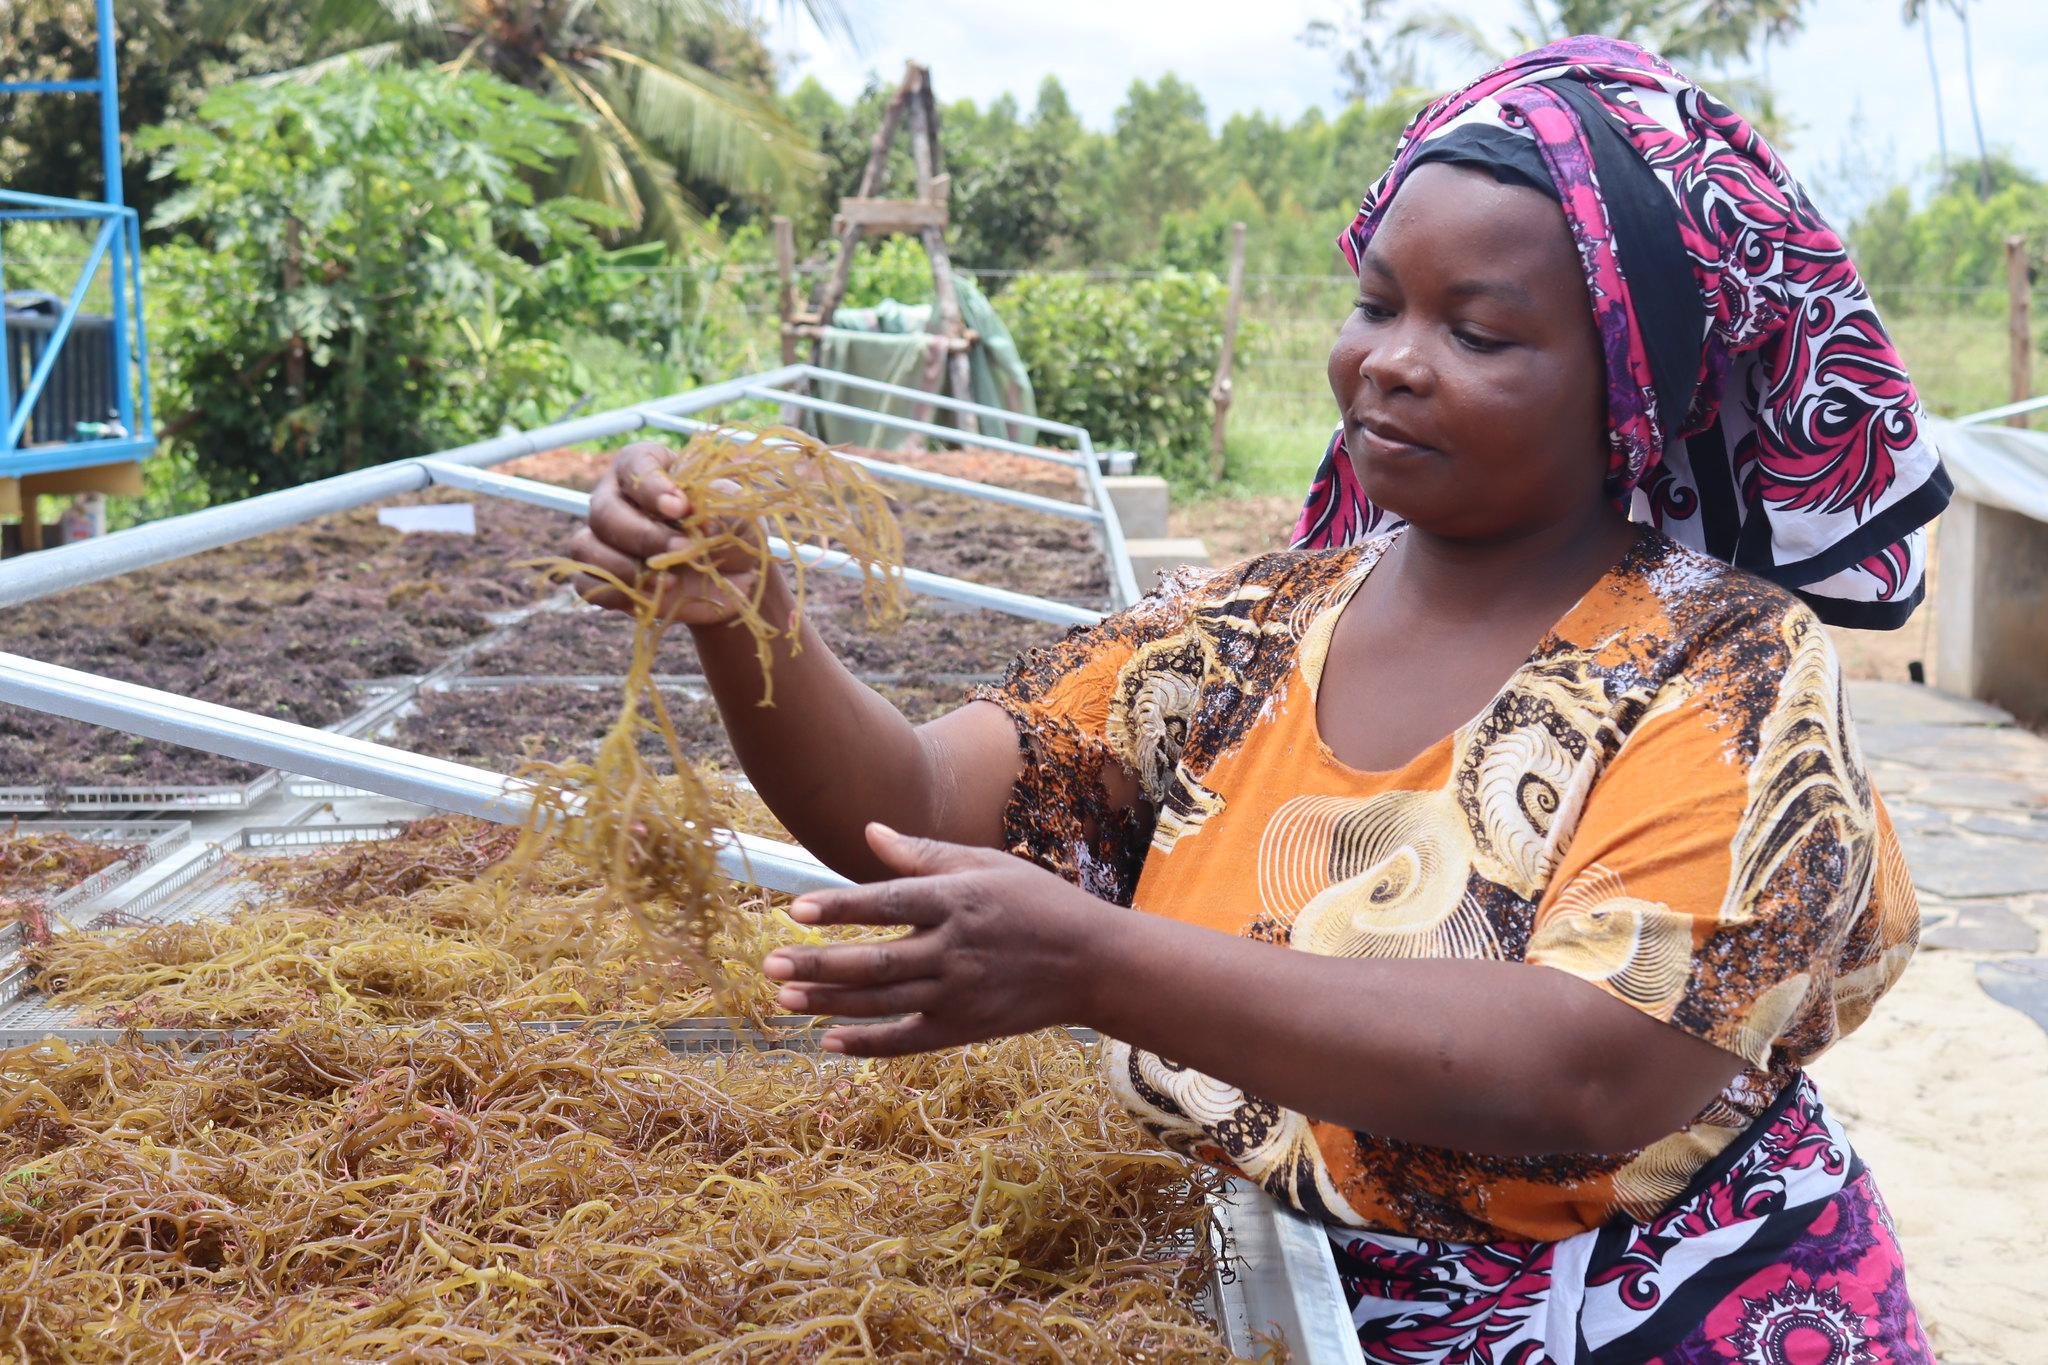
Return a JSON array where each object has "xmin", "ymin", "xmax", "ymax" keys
[{"xmin": 1291, "ymin": 37, "xmax": 1950, "ymax": 629}]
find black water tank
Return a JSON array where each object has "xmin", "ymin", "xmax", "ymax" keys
[{"xmin": 4, "ymin": 290, "xmax": 119, "ymax": 445}]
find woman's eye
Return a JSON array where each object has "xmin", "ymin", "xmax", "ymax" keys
[
  {"xmin": 1354, "ymin": 296, "xmax": 1394, "ymax": 321},
  {"xmin": 1455, "ymin": 329, "xmax": 1510, "ymax": 354}
]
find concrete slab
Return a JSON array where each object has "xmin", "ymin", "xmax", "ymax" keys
[
  {"xmin": 1975, "ymin": 958, "xmax": 2048, "ymax": 1040},
  {"xmin": 1908, "ymin": 775, "xmax": 2048, "ymax": 811},
  {"xmin": 1125, "ymin": 537, "xmax": 1211, "ymax": 594},
  {"xmin": 1848, "ymin": 681, "xmax": 2014, "ymax": 728},
  {"xmin": 1101, "ymin": 475, "xmax": 1170, "ymax": 540},
  {"xmin": 1920, "ymin": 899, "xmax": 2041, "ymax": 953},
  {"xmin": 1960, "ymin": 812, "xmax": 2048, "ymax": 844},
  {"xmin": 1857, "ymin": 724, "xmax": 2048, "ymax": 772},
  {"xmin": 1881, "ymin": 801, "xmax": 1956, "ymax": 835},
  {"xmin": 1907, "ymin": 834, "xmax": 2048, "ymax": 899}
]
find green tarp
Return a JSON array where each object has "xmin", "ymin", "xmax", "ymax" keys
[{"xmin": 806, "ymin": 272, "xmax": 1037, "ymax": 449}]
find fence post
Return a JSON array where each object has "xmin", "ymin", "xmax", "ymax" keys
[
  {"xmin": 1209, "ymin": 221, "xmax": 1248, "ymax": 482},
  {"xmin": 773, "ymin": 215, "xmax": 798, "ymax": 367},
  {"xmin": 2007, "ymin": 234, "xmax": 2031, "ymax": 429}
]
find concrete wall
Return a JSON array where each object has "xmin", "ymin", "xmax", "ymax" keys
[{"xmin": 1936, "ymin": 493, "xmax": 2048, "ymax": 726}]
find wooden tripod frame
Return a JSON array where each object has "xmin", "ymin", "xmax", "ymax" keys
[{"xmin": 774, "ymin": 62, "xmax": 979, "ymax": 434}]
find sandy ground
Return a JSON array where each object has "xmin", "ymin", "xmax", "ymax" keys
[{"xmin": 1810, "ymin": 950, "xmax": 2048, "ymax": 1364}]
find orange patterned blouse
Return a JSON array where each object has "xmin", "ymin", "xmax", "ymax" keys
[{"xmin": 973, "ymin": 527, "xmax": 1918, "ymax": 1243}]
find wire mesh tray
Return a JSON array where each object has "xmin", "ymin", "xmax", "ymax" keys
[
  {"xmin": 0, "ymin": 819, "xmax": 191, "ymax": 950},
  {"xmin": 0, "ymin": 1014, "xmax": 1360, "ymax": 1361},
  {"xmin": 0, "ymin": 820, "xmax": 408, "ymax": 1013},
  {"xmin": 0, "ymin": 597, "xmax": 574, "ymax": 813},
  {"xmin": 0, "ymin": 684, "xmax": 419, "ymax": 813}
]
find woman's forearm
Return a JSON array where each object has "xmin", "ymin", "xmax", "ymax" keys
[
  {"xmin": 687, "ymin": 567, "xmax": 938, "ymax": 880},
  {"xmin": 1077, "ymin": 907, "xmax": 1742, "ymax": 1156}
]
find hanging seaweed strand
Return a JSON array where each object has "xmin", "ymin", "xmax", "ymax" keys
[{"xmin": 514, "ymin": 427, "xmax": 904, "ymax": 991}]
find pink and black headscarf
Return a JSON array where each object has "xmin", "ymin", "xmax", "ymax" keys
[{"xmin": 1291, "ymin": 37, "xmax": 1950, "ymax": 629}]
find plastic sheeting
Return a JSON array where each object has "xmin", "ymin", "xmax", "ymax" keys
[
  {"xmin": 807, "ymin": 272, "xmax": 1037, "ymax": 449},
  {"xmin": 1931, "ymin": 417, "xmax": 2048, "ymax": 523}
]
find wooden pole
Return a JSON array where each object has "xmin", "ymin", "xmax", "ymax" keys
[
  {"xmin": 910, "ymin": 90, "xmax": 978, "ymax": 437},
  {"xmin": 772, "ymin": 215, "xmax": 798, "ymax": 366},
  {"xmin": 772, "ymin": 214, "xmax": 801, "ymax": 425},
  {"xmin": 2007, "ymin": 234, "xmax": 2032, "ymax": 429},
  {"xmin": 1209, "ymin": 221, "xmax": 1248, "ymax": 481},
  {"xmin": 805, "ymin": 64, "xmax": 919, "ymax": 345}
]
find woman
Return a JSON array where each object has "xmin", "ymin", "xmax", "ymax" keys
[{"xmin": 570, "ymin": 39, "xmax": 1945, "ymax": 1362}]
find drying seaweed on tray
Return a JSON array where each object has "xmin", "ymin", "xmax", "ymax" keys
[
  {"xmin": 0, "ymin": 826, "xmax": 132, "ymax": 901},
  {"xmin": 887, "ymin": 488, "xmax": 1109, "ymax": 601},
  {"xmin": 0, "ymin": 1023, "xmax": 1259, "ymax": 1363},
  {"xmin": 472, "ymin": 584, "xmax": 1074, "ymax": 681},
  {"xmin": 0, "ymin": 492, "xmax": 569, "ymax": 791},
  {"xmin": 394, "ymin": 678, "xmax": 964, "ymax": 776},
  {"xmin": 512, "ymin": 426, "xmax": 904, "ymax": 997},
  {"xmin": 26, "ymin": 804, "xmax": 835, "ymax": 1030},
  {"xmin": 0, "ymin": 826, "xmax": 137, "ymax": 939},
  {"xmin": 467, "ymin": 454, "xmax": 1101, "ymax": 682}
]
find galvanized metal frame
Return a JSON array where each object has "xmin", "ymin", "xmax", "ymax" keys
[
  {"xmin": 0, "ymin": 363, "xmax": 1126, "ymax": 610},
  {"xmin": 0, "ymin": 651, "xmax": 848, "ymax": 895},
  {"xmin": 1956, "ymin": 392, "xmax": 2048, "ymax": 426},
  {"xmin": 0, "ymin": 361, "xmax": 1128, "ymax": 855},
  {"xmin": 418, "ymin": 460, "xmax": 1103, "ymax": 628},
  {"xmin": 0, "ymin": 0, "xmax": 155, "ymax": 480},
  {"xmin": 0, "ymin": 365, "xmax": 1119, "ymax": 811},
  {"xmin": 0, "ymin": 818, "xmax": 188, "ymax": 949}
]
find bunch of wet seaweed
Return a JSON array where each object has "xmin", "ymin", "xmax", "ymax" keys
[
  {"xmin": 27, "ymin": 801, "xmax": 831, "ymax": 1031},
  {"xmin": 0, "ymin": 1022, "xmax": 1255, "ymax": 1363},
  {"xmin": 0, "ymin": 827, "xmax": 133, "ymax": 903},
  {"xmin": 514, "ymin": 427, "xmax": 904, "ymax": 992},
  {"xmin": 0, "ymin": 826, "xmax": 138, "ymax": 941}
]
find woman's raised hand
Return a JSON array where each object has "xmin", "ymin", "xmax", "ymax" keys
[
  {"xmin": 567, "ymin": 441, "xmax": 771, "ymax": 626},
  {"xmin": 760, "ymin": 822, "xmax": 1108, "ymax": 1056}
]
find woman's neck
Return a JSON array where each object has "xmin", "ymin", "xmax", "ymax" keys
[{"xmin": 1386, "ymin": 503, "xmax": 1640, "ymax": 625}]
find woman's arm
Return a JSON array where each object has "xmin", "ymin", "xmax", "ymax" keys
[
  {"xmin": 1079, "ymin": 900, "xmax": 1744, "ymax": 1155},
  {"xmin": 566, "ymin": 443, "xmax": 1022, "ymax": 880},
  {"xmin": 765, "ymin": 825, "xmax": 1745, "ymax": 1158}
]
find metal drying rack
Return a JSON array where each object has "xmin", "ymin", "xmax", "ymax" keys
[{"xmin": 0, "ymin": 366, "xmax": 1363, "ymax": 1362}]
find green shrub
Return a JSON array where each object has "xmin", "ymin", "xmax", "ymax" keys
[
  {"xmin": 1001, "ymin": 271, "xmax": 1230, "ymax": 483},
  {"xmin": 840, "ymin": 235, "xmax": 936, "ymax": 309},
  {"xmin": 138, "ymin": 66, "xmax": 619, "ymax": 491}
]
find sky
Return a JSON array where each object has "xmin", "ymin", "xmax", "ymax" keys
[{"xmin": 762, "ymin": 0, "xmax": 2047, "ymax": 223}]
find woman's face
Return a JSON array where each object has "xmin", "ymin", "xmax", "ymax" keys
[{"xmin": 1327, "ymin": 161, "xmax": 1609, "ymax": 542}]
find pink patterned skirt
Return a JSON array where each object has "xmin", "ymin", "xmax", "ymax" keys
[{"xmin": 1328, "ymin": 1075, "xmax": 1932, "ymax": 1364}]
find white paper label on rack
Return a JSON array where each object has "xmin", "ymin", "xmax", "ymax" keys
[{"xmin": 378, "ymin": 503, "xmax": 476, "ymax": 535}]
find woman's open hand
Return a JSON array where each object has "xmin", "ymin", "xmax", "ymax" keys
[
  {"xmin": 762, "ymin": 823, "xmax": 1109, "ymax": 1056},
  {"xmin": 567, "ymin": 441, "xmax": 771, "ymax": 626}
]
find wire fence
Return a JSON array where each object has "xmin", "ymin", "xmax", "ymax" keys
[
  {"xmin": 656, "ymin": 259, "xmax": 2044, "ymax": 494},
  {"xmin": 14, "ymin": 213, "xmax": 2025, "ymax": 501}
]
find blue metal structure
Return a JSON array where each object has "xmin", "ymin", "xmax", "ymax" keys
[{"xmin": 0, "ymin": 0, "xmax": 156, "ymax": 481}]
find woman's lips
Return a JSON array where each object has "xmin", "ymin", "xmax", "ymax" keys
[{"xmin": 1351, "ymin": 417, "xmax": 1436, "ymax": 460}]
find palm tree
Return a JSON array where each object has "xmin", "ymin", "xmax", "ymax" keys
[
  {"xmin": 1399, "ymin": 0, "xmax": 1658, "ymax": 65},
  {"xmin": 1946, "ymin": 0, "xmax": 1993, "ymax": 199},
  {"xmin": 1900, "ymin": 0, "xmax": 1951, "ymax": 182},
  {"xmin": 1401, "ymin": 0, "xmax": 1801, "ymax": 69},
  {"xmin": 1666, "ymin": 0, "xmax": 1807, "ymax": 75},
  {"xmin": 1400, "ymin": 0, "xmax": 1804, "ymax": 142},
  {"xmin": 297, "ymin": 0, "xmax": 849, "ymax": 248}
]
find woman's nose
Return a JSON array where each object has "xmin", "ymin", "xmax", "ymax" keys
[{"xmin": 1357, "ymin": 327, "xmax": 1431, "ymax": 397}]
